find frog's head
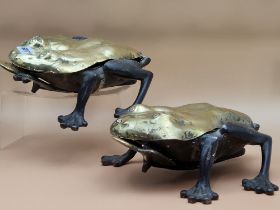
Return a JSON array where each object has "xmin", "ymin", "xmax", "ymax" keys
[
  {"xmin": 110, "ymin": 105, "xmax": 179, "ymax": 171},
  {"xmin": 8, "ymin": 35, "xmax": 78, "ymax": 73}
]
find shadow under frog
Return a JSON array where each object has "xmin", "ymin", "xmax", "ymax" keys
[{"xmin": 0, "ymin": 35, "xmax": 153, "ymax": 130}]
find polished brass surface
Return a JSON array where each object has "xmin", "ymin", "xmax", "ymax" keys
[
  {"xmin": 111, "ymin": 103, "xmax": 254, "ymax": 142},
  {"xmin": 8, "ymin": 35, "xmax": 142, "ymax": 74}
]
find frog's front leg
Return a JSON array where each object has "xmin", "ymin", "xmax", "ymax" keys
[
  {"xmin": 181, "ymin": 129, "xmax": 223, "ymax": 204},
  {"xmin": 13, "ymin": 73, "xmax": 32, "ymax": 83},
  {"xmin": 58, "ymin": 70, "xmax": 101, "ymax": 131},
  {"xmin": 101, "ymin": 149, "xmax": 136, "ymax": 167}
]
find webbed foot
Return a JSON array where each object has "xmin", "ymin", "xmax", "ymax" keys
[
  {"xmin": 180, "ymin": 185, "xmax": 219, "ymax": 204},
  {"xmin": 242, "ymin": 175, "xmax": 279, "ymax": 195},
  {"xmin": 13, "ymin": 73, "xmax": 32, "ymax": 83},
  {"xmin": 101, "ymin": 155, "xmax": 127, "ymax": 167},
  {"xmin": 58, "ymin": 112, "xmax": 88, "ymax": 131},
  {"xmin": 114, "ymin": 107, "xmax": 129, "ymax": 118}
]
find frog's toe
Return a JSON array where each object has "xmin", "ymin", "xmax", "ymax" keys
[
  {"xmin": 101, "ymin": 155, "xmax": 115, "ymax": 166},
  {"xmin": 242, "ymin": 176, "xmax": 279, "ymax": 195},
  {"xmin": 180, "ymin": 186, "xmax": 218, "ymax": 204},
  {"xmin": 114, "ymin": 107, "xmax": 129, "ymax": 118},
  {"xmin": 70, "ymin": 125, "xmax": 79, "ymax": 131},
  {"xmin": 58, "ymin": 115, "xmax": 65, "ymax": 123},
  {"xmin": 60, "ymin": 123, "xmax": 67, "ymax": 129},
  {"xmin": 101, "ymin": 155, "xmax": 125, "ymax": 167}
]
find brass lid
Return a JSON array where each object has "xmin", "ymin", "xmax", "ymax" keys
[
  {"xmin": 8, "ymin": 35, "xmax": 142, "ymax": 74},
  {"xmin": 111, "ymin": 103, "xmax": 254, "ymax": 141},
  {"xmin": 0, "ymin": 59, "xmax": 19, "ymax": 74}
]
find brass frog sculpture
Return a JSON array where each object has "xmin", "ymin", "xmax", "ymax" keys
[
  {"xmin": 102, "ymin": 103, "xmax": 279, "ymax": 204},
  {"xmin": 0, "ymin": 35, "xmax": 153, "ymax": 130}
]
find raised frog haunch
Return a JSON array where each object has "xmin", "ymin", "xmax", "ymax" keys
[
  {"xmin": 0, "ymin": 35, "xmax": 153, "ymax": 131},
  {"xmin": 102, "ymin": 103, "xmax": 279, "ymax": 204}
]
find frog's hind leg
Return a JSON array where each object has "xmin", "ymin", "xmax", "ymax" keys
[
  {"xmin": 101, "ymin": 149, "xmax": 136, "ymax": 167},
  {"xmin": 103, "ymin": 59, "xmax": 153, "ymax": 118},
  {"xmin": 180, "ymin": 129, "xmax": 224, "ymax": 204},
  {"xmin": 222, "ymin": 123, "xmax": 279, "ymax": 195}
]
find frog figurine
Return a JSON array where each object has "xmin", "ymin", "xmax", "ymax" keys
[
  {"xmin": 102, "ymin": 103, "xmax": 279, "ymax": 204},
  {"xmin": 0, "ymin": 35, "xmax": 153, "ymax": 130}
]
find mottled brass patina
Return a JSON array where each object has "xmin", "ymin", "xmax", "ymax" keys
[
  {"xmin": 8, "ymin": 35, "xmax": 142, "ymax": 73},
  {"xmin": 111, "ymin": 103, "xmax": 253, "ymax": 142}
]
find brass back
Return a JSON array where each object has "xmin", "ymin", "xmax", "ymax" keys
[
  {"xmin": 111, "ymin": 103, "xmax": 254, "ymax": 141},
  {"xmin": 8, "ymin": 35, "xmax": 142, "ymax": 74}
]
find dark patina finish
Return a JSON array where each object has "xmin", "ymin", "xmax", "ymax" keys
[
  {"xmin": 102, "ymin": 103, "xmax": 279, "ymax": 204},
  {"xmin": 0, "ymin": 35, "xmax": 153, "ymax": 130}
]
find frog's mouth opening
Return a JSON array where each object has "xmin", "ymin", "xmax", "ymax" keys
[{"xmin": 112, "ymin": 136, "xmax": 176, "ymax": 172}]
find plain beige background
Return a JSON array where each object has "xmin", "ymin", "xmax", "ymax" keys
[{"xmin": 0, "ymin": 0, "xmax": 280, "ymax": 209}]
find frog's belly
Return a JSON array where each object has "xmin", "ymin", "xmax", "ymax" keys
[
  {"xmin": 30, "ymin": 67, "xmax": 137, "ymax": 92},
  {"xmin": 138, "ymin": 138, "xmax": 246, "ymax": 170},
  {"xmin": 32, "ymin": 71, "xmax": 83, "ymax": 92}
]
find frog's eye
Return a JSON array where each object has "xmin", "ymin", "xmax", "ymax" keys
[
  {"xmin": 28, "ymin": 36, "xmax": 45, "ymax": 48},
  {"xmin": 33, "ymin": 43, "xmax": 43, "ymax": 48}
]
